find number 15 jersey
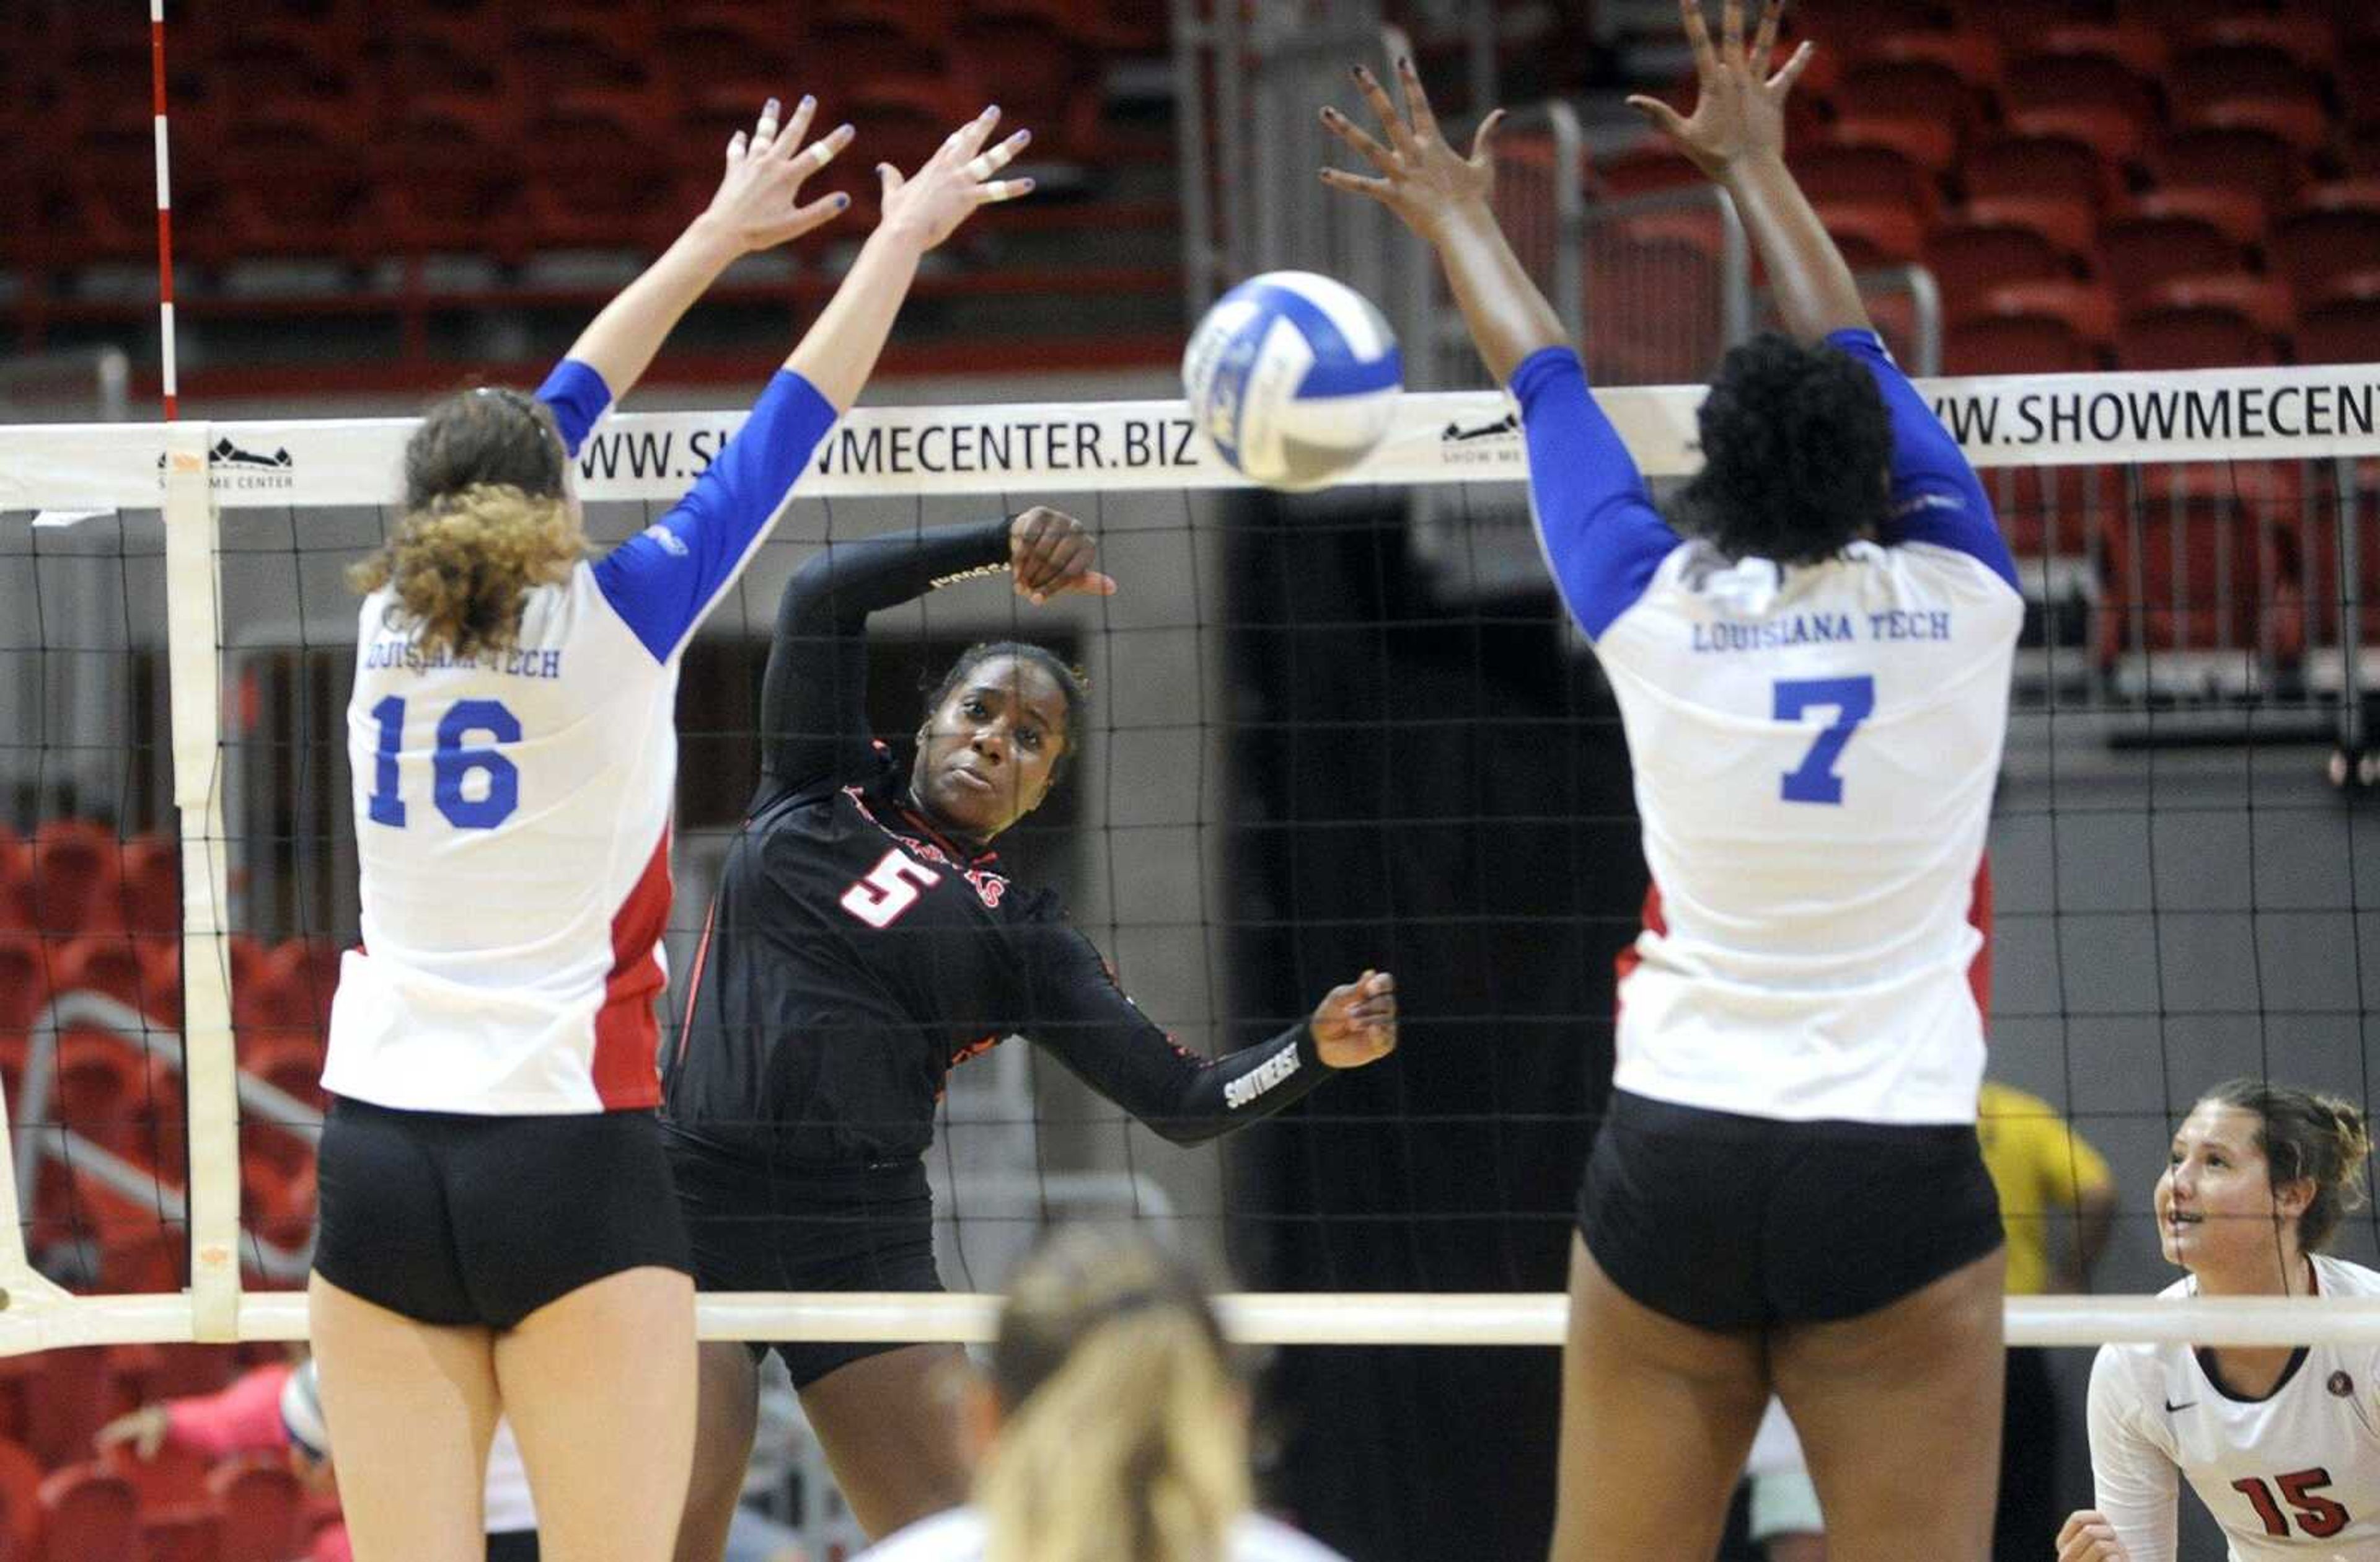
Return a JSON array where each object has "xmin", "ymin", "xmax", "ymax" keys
[
  {"xmin": 324, "ymin": 359, "xmax": 839, "ymax": 1116},
  {"xmin": 1514, "ymin": 332, "xmax": 2024, "ymax": 1127}
]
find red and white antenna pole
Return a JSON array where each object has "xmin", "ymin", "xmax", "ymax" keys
[{"xmin": 149, "ymin": 0, "xmax": 178, "ymax": 420}]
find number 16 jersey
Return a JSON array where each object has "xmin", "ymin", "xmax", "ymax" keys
[
  {"xmin": 323, "ymin": 359, "xmax": 839, "ymax": 1116},
  {"xmin": 1514, "ymin": 332, "xmax": 2024, "ymax": 1127}
]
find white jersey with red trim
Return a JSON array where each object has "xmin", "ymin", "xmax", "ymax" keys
[
  {"xmin": 323, "ymin": 358, "xmax": 839, "ymax": 1115},
  {"xmin": 2087, "ymin": 1256, "xmax": 2380, "ymax": 1562},
  {"xmin": 1514, "ymin": 332, "xmax": 2022, "ymax": 1127}
]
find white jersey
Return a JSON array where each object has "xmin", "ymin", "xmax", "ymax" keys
[
  {"xmin": 2087, "ymin": 1256, "xmax": 2380, "ymax": 1562},
  {"xmin": 855, "ymin": 1506, "xmax": 1352, "ymax": 1562},
  {"xmin": 324, "ymin": 360, "xmax": 837, "ymax": 1115},
  {"xmin": 1514, "ymin": 333, "xmax": 2022, "ymax": 1126}
]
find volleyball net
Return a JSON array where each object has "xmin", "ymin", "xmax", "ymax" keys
[{"xmin": 3, "ymin": 361, "xmax": 2380, "ymax": 1369}]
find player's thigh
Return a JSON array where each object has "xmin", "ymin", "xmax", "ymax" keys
[
  {"xmin": 1770, "ymin": 1245, "xmax": 2007, "ymax": 1562},
  {"xmin": 1551, "ymin": 1235, "xmax": 1769, "ymax": 1562},
  {"xmin": 308, "ymin": 1272, "xmax": 500, "ymax": 1562},
  {"xmin": 672, "ymin": 1342, "xmax": 763, "ymax": 1562},
  {"xmin": 798, "ymin": 1343, "xmax": 975, "ymax": 1541},
  {"xmin": 496, "ymin": 1264, "xmax": 699, "ymax": 1562}
]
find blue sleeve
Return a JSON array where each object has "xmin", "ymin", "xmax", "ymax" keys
[
  {"xmin": 533, "ymin": 358, "xmax": 614, "ymax": 458},
  {"xmin": 1511, "ymin": 346, "xmax": 1681, "ymax": 641},
  {"xmin": 1825, "ymin": 329, "xmax": 2017, "ymax": 591},
  {"xmin": 592, "ymin": 370, "xmax": 840, "ymax": 664}
]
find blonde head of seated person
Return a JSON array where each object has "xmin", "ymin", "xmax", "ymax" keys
[{"xmin": 854, "ymin": 1225, "xmax": 1348, "ymax": 1562}]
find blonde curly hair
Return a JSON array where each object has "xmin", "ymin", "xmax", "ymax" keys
[{"xmin": 348, "ymin": 387, "xmax": 585, "ymax": 661}]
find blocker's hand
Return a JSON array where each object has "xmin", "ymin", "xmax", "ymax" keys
[
  {"xmin": 702, "ymin": 94, "xmax": 856, "ymax": 254},
  {"xmin": 1007, "ymin": 507, "xmax": 1118, "ymax": 605},
  {"xmin": 1624, "ymin": 0, "xmax": 1816, "ymax": 182},
  {"xmin": 879, "ymin": 105, "xmax": 1035, "ymax": 252},
  {"xmin": 2055, "ymin": 1510, "xmax": 2133, "ymax": 1562},
  {"xmin": 1318, "ymin": 58, "xmax": 1504, "ymax": 243},
  {"xmin": 1310, "ymin": 970, "xmax": 1398, "ymax": 1067}
]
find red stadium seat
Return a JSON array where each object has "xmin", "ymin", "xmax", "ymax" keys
[
  {"xmin": 2183, "ymin": 12, "xmax": 2338, "ymax": 74},
  {"xmin": 1816, "ymin": 201, "xmax": 1926, "ymax": 268},
  {"xmin": 2097, "ymin": 495, "xmax": 2299, "ymax": 668},
  {"xmin": 1854, "ymin": 29, "xmax": 2004, "ymax": 89},
  {"xmin": 2268, "ymin": 190, "xmax": 2380, "ymax": 309},
  {"xmin": 2130, "ymin": 186, "xmax": 2268, "ymax": 248},
  {"xmin": 1834, "ymin": 58, "xmax": 1990, "ymax": 143},
  {"xmin": 518, "ymin": 96, "xmax": 685, "ymax": 257},
  {"xmin": 115, "ymin": 836, "xmax": 178, "ymax": 942},
  {"xmin": 1964, "ymin": 128, "xmax": 2123, "ymax": 215},
  {"xmin": 1787, "ymin": 0, "xmax": 1948, "ymax": 37},
  {"xmin": 25, "ymin": 1352, "xmax": 113, "ymax": 1470},
  {"xmin": 2149, "ymin": 115, "xmax": 2314, "ymax": 213},
  {"xmin": 2169, "ymin": 43, "xmax": 2328, "ymax": 110},
  {"xmin": 0, "ymin": 1437, "xmax": 41, "ymax": 1561},
  {"xmin": 211, "ymin": 1456, "xmax": 307, "ymax": 1562},
  {"xmin": 1829, "ymin": 114, "xmax": 1959, "ymax": 177},
  {"xmin": 2003, "ymin": 105, "xmax": 2146, "ymax": 169},
  {"xmin": 2345, "ymin": 40, "xmax": 2380, "ymax": 130},
  {"xmin": 1945, "ymin": 280, "xmax": 2116, "ymax": 374},
  {"xmin": 509, "ymin": 14, "xmax": 658, "ymax": 99},
  {"xmin": 2096, "ymin": 213, "xmax": 2246, "ymax": 302},
  {"xmin": 98, "ymin": 1432, "xmax": 214, "ymax": 1517},
  {"xmin": 37, "ymin": 1465, "xmax": 139, "ymax": 1562},
  {"xmin": 374, "ymin": 99, "xmax": 530, "ymax": 270},
  {"xmin": 2116, "ymin": 276, "xmax": 2293, "ymax": 369},
  {"xmin": 29, "ymin": 821, "xmax": 122, "ymax": 937},
  {"xmin": 657, "ymin": 10, "xmax": 801, "ymax": 130},
  {"xmin": 2024, "ymin": 22, "xmax": 2167, "ymax": 77},
  {"xmin": 51, "ymin": 935, "xmax": 170, "ymax": 1023},
  {"xmin": 263, "ymin": 939, "xmax": 343, "ymax": 1030},
  {"xmin": 1923, "ymin": 213, "xmax": 2076, "ymax": 318},
  {"xmin": 951, "ymin": 15, "xmax": 1106, "ymax": 162},
  {"xmin": 1789, "ymin": 139, "xmax": 1939, "ymax": 223},
  {"xmin": 381, "ymin": 13, "xmax": 506, "ymax": 100},
  {"xmin": 1594, "ymin": 144, "xmax": 1701, "ymax": 198},
  {"xmin": 1960, "ymin": 195, "xmax": 2098, "ymax": 260},
  {"xmin": 2001, "ymin": 48, "xmax": 2161, "ymax": 139},
  {"xmin": 2296, "ymin": 282, "xmax": 2380, "ymax": 365}
]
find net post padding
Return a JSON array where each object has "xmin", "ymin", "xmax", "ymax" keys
[{"xmin": 162, "ymin": 420, "xmax": 242, "ymax": 1341}]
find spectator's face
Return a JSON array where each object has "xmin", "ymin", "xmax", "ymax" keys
[{"xmin": 2156, "ymin": 1100, "xmax": 2311, "ymax": 1273}]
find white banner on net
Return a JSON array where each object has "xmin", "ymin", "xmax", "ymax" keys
[{"xmin": 4, "ymin": 362, "xmax": 2378, "ymax": 513}]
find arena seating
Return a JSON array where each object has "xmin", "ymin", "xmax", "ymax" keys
[
  {"xmin": 0, "ymin": 0, "xmax": 1181, "ymax": 387},
  {"xmin": 1597, "ymin": 0, "xmax": 2380, "ymax": 374}
]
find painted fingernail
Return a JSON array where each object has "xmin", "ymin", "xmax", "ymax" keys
[
  {"xmin": 764, "ymin": 97, "xmax": 780, "ymax": 118},
  {"xmin": 1016, "ymin": 177, "xmax": 1035, "ymax": 192},
  {"xmin": 984, "ymin": 104, "xmax": 1000, "ymax": 118},
  {"xmin": 799, "ymin": 95, "xmax": 815, "ymax": 113},
  {"xmin": 837, "ymin": 123, "xmax": 855, "ymax": 140},
  {"xmin": 1013, "ymin": 128, "xmax": 1031, "ymax": 146},
  {"xmin": 834, "ymin": 193, "xmax": 850, "ymax": 210}
]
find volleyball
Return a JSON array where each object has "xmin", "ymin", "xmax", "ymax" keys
[{"xmin": 1182, "ymin": 270, "xmax": 1403, "ymax": 490}]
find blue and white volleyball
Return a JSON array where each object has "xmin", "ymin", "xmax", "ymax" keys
[
  {"xmin": 280, "ymin": 1358, "xmax": 330, "ymax": 1465},
  {"xmin": 1183, "ymin": 271, "xmax": 1402, "ymax": 490}
]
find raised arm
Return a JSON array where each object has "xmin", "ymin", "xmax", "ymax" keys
[
  {"xmin": 1318, "ymin": 61, "xmax": 1561, "ymax": 385},
  {"xmin": 1321, "ymin": 61, "xmax": 1680, "ymax": 640},
  {"xmin": 787, "ymin": 107, "xmax": 1033, "ymax": 410},
  {"xmin": 553, "ymin": 97, "xmax": 855, "ymax": 438},
  {"xmin": 1021, "ymin": 922, "xmax": 1395, "ymax": 1146},
  {"xmin": 1627, "ymin": 0, "xmax": 1861, "ymax": 345},
  {"xmin": 588, "ymin": 107, "xmax": 1036, "ymax": 666},
  {"xmin": 757, "ymin": 509, "xmax": 1114, "ymax": 799}
]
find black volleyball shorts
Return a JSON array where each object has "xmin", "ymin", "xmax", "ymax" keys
[
  {"xmin": 1576, "ymin": 1088, "xmax": 2004, "ymax": 1331},
  {"xmin": 314, "ymin": 1096, "xmax": 690, "ymax": 1330},
  {"xmin": 666, "ymin": 1130, "xmax": 943, "ymax": 1390}
]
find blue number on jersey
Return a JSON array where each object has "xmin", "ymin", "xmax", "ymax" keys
[
  {"xmin": 1773, "ymin": 676, "xmax": 1875, "ymax": 805},
  {"xmin": 364, "ymin": 696, "xmax": 522, "ymax": 831}
]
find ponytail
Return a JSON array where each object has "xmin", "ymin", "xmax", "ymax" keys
[{"xmin": 981, "ymin": 1229, "xmax": 1247, "ymax": 1562}]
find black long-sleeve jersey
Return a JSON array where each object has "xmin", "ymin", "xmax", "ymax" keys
[{"xmin": 662, "ymin": 518, "xmax": 1333, "ymax": 1167}]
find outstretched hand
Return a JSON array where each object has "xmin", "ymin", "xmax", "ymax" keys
[
  {"xmin": 702, "ymin": 94, "xmax": 857, "ymax": 254},
  {"xmin": 1318, "ymin": 58, "xmax": 1505, "ymax": 243},
  {"xmin": 879, "ymin": 106, "xmax": 1035, "ymax": 252},
  {"xmin": 1310, "ymin": 969, "xmax": 1398, "ymax": 1068},
  {"xmin": 1625, "ymin": 0, "xmax": 1815, "ymax": 182},
  {"xmin": 1008, "ymin": 506, "xmax": 1117, "ymax": 605}
]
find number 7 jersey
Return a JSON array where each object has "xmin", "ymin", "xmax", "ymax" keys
[
  {"xmin": 323, "ymin": 359, "xmax": 839, "ymax": 1116},
  {"xmin": 1514, "ymin": 333, "xmax": 2024, "ymax": 1126}
]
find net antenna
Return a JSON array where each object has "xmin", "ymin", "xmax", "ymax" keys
[{"xmin": 149, "ymin": 0, "xmax": 180, "ymax": 421}]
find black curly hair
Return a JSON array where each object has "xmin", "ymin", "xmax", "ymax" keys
[
  {"xmin": 1673, "ymin": 333, "xmax": 1895, "ymax": 566},
  {"xmin": 920, "ymin": 641, "xmax": 1091, "ymax": 785}
]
